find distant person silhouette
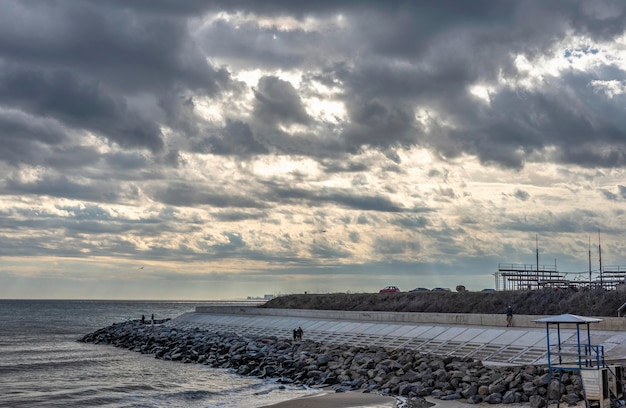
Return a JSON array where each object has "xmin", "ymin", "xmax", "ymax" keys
[{"xmin": 506, "ymin": 305, "xmax": 513, "ymax": 327}]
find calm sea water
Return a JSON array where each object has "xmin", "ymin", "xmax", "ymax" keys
[{"xmin": 0, "ymin": 299, "xmax": 320, "ymax": 408}]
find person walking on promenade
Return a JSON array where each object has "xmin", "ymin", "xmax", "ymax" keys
[{"xmin": 506, "ymin": 304, "xmax": 513, "ymax": 327}]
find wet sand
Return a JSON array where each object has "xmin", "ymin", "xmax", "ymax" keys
[
  {"xmin": 260, "ymin": 390, "xmax": 397, "ymax": 408},
  {"xmin": 259, "ymin": 390, "xmax": 579, "ymax": 408}
]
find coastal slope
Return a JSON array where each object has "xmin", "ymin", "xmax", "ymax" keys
[{"xmin": 261, "ymin": 288, "xmax": 625, "ymax": 317}]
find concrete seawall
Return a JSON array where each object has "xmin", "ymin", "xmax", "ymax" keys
[
  {"xmin": 194, "ymin": 306, "xmax": 626, "ymax": 331},
  {"xmin": 166, "ymin": 306, "xmax": 626, "ymax": 367}
]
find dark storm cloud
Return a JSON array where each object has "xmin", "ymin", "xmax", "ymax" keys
[
  {"xmin": 151, "ymin": 182, "xmax": 267, "ymax": 209},
  {"xmin": 43, "ymin": 146, "xmax": 103, "ymax": 171},
  {"xmin": 253, "ymin": 76, "xmax": 311, "ymax": 126},
  {"xmin": 103, "ymin": 151, "xmax": 150, "ymax": 171},
  {"xmin": 0, "ymin": 1, "xmax": 228, "ymax": 93},
  {"xmin": 309, "ymin": 240, "xmax": 352, "ymax": 260},
  {"xmin": 261, "ymin": 183, "xmax": 410, "ymax": 212},
  {"xmin": 505, "ymin": 87, "xmax": 625, "ymax": 170},
  {"xmin": 212, "ymin": 232, "xmax": 245, "ymax": 252},
  {"xmin": 0, "ymin": 65, "xmax": 164, "ymax": 152},
  {"xmin": 514, "ymin": 189, "xmax": 530, "ymax": 201},
  {"xmin": 1, "ymin": 0, "xmax": 625, "ymax": 169},
  {"xmin": 374, "ymin": 237, "xmax": 420, "ymax": 256},
  {"xmin": 498, "ymin": 210, "xmax": 619, "ymax": 235},
  {"xmin": 0, "ymin": 0, "xmax": 233, "ymax": 158},
  {"xmin": 207, "ymin": 0, "xmax": 516, "ymax": 28},
  {"xmin": 399, "ymin": 66, "xmax": 626, "ymax": 169},
  {"xmin": 341, "ymin": 98, "xmax": 419, "ymax": 150},
  {"xmin": 565, "ymin": 2, "xmax": 626, "ymax": 40},
  {"xmin": 0, "ymin": 109, "xmax": 66, "ymax": 145},
  {"xmin": 326, "ymin": 192, "xmax": 404, "ymax": 212},
  {"xmin": 2, "ymin": 231, "xmax": 146, "ymax": 258},
  {"xmin": 392, "ymin": 216, "xmax": 430, "ymax": 229},
  {"xmin": 4, "ymin": 175, "xmax": 129, "ymax": 204},
  {"xmin": 198, "ymin": 19, "xmax": 315, "ymax": 70},
  {"xmin": 0, "ymin": 201, "xmax": 213, "ymax": 259},
  {"xmin": 212, "ymin": 211, "xmax": 266, "ymax": 222},
  {"xmin": 321, "ymin": 160, "xmax": 369, "ymax": 173},
  {"xmin": 602, "ymin": 190, "xmax": 619, "ymax": 201},
  {"xmin": 317, "ymin": 1, "xmax": 626, "ymax": 167},
  {"xmin": 0, "ymin": 110, "xmax": 68, "ymax": 165},
  {"xmin": 202, "ymin": 120, "xmax": 269, "ymax": 155}
]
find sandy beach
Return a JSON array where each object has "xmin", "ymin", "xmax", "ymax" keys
[
  {"xmin": 260, "ymin": 390, "xmax": 397, "ymax": 408},
  {"xmin": 259, "ymin": 390, "xmax": 563, "ymax": 408},
  {"xmin": 259, "ymin": 389, "xmax": 496, "ymax": 408}
]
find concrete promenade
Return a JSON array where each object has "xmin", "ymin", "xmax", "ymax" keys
[{"xmin": 166, "ymin": 306, "xmax": 626, "ymax": 367}]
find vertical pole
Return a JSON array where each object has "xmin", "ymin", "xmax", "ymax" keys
[
  {"xmin": 587, "ymin": 323, "xmax": 588, "ymax": 368},
  {"xmin": 589, "ymin": 236, "xmax": 591, "ymax": 289},
  {"xmin": 536, "ymin": 235, "xmax": 539, "ymax": 289},
  {"xmin": 545, "ymin": 322, "xmax": 553, "ymax": 408},
  {"xmin": 557, "ymin": 323, "xmax": 562, "ymax": 364},
  {"xmin": 598, "ymin": 230, "xmax": 603, "ymax": 289},
  {"xmin": 576, "ymin": 324, "xmax": 582, "ymax": 369}
]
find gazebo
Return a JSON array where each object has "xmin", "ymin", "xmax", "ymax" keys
[
  {"xmin": 534, "ymin": 314, "xmax": 624, "ymax": 408},
  {"xmin": 534, "ymin": 313, "xmax": 604, "ymax": 369}
]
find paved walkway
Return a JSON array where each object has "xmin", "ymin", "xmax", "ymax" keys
[{"xmin": 167, "ymin": 311, "xmax": 626, "ymax": 367}]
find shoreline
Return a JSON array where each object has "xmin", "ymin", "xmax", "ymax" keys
[
  {"xmin": 258, "ymin": 390, "xmax": 564, "ymax": 408},
  {"xmin": 79, "ymin": 320, "xmax": 587, "ymax": 407},
  {"xmin": 259, "ymin": 390, "xmax": 398, "ymax": 408},
  {"xmin": 258, "ymin": 390, "xmax": 525, "ymax": 408}
]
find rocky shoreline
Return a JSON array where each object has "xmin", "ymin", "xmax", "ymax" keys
[{"xmin": 78, "ymin": 321, "xmax": 583, "ymax": 407}]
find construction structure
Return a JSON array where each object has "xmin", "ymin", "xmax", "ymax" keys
[
  {"xmin": 496, "ymin": 263, "xmax": 564, "ymax": 291},
  {"xmin": 495, "ymin": 264, "xmax": 626, "ymax": 291},
  {"xmin": 495, "ymin": 235, "xmax": 626, "ymax": 291}
]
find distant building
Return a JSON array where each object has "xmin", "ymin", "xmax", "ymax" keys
[{"xmin": 246, "ymin": 294, "xmax": 275, "ymax": 300}]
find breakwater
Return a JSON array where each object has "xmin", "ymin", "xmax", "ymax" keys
[{"xmin": 79, "ymin": 320, "xmax": 583, "ymax": 406}]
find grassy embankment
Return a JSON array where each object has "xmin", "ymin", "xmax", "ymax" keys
[{"xmin": 261, "ymin": 288, "xmax": 626, "ymax": 317}]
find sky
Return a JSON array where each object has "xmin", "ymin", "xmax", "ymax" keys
[{"xmin": 1, "ymin": 1, "xmax": 626, "ymax": 300}]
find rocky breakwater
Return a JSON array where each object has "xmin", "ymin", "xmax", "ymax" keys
[{"xmin": 79, "ymin": 321, "xmax": 583, "ymax": 407}]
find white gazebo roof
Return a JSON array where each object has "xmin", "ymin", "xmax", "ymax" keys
[{"xmin": 533, "ymin": 313, "xmax": 602, "ymax": 324}]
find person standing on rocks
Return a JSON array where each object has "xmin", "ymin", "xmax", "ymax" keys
[
  {"xmin": 506, "ymin": 304, "xmax": 513, "ymax": 327},
  {"xmin": 297, "ymin": 326, "xmax": 303, "ymax": 340}
]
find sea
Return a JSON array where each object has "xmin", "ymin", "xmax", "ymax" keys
[{"xmin": 0, "ymin": 299, "xmax": 322, "ymax": 408}]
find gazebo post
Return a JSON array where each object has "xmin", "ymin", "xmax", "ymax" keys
[
  {"xmin": 576, "ymin": 323, "xmax": 582, "ymax": 369},
  {"xmin": 545, "ymin": 322, "xmax": 551, "ymax": 366},
  {"xmin": 587, "ymin": 323, "xmax": 588, "ymax": 367},
  {"xmin": 557, "ymin": 322, "xmax": 562, "ymax": 364}
]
